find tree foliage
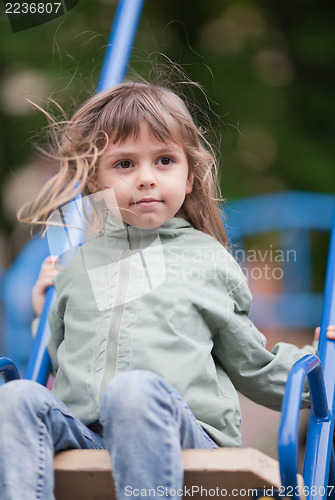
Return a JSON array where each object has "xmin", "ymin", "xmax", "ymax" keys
[{"xmin": 0, "ymin": 0, "xmax": 334, "ymax": 241}]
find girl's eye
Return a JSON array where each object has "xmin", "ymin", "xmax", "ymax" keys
[
  {"xmin": 115, "ymin": 160, "xmax": 133, "ymax": 170},
  {"xmin": 157, "ymin": 156, "xmax": 173, "ymax": 166}
]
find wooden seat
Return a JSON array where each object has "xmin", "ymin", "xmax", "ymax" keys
[{"xmin": 54, "ymin": 448, "xmax": 304, "ymax": 499}]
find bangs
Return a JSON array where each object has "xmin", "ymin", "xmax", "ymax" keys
[{"xmin": 96, "ymin": 84, "xmax": 198, "ymax": 148}]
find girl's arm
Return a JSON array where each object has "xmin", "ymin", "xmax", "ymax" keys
[
  {"xmin": 212, "ymin": 277, "xmax": 335, "ymax": 411},
  {"xmin": 31, "ymin": 256, "xmax": 64, "ymax": 374}
]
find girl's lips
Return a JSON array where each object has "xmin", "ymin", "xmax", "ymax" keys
[{"xmin": 135, "ymin": 199, "xmax": 162, "ymax": 207}]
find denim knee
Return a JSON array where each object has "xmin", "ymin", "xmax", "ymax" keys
[
  {"xmin": 0, "ymin": 379, "xmax": 50, "ymax": 418},
  {"xmin": 101, "ymin": 370, "xmax": 167, "ymax": 422}
]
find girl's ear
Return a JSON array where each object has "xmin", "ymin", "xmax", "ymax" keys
[{"xmin": 186, "ymin": 172, "xmax": 194, "ymax": 194}]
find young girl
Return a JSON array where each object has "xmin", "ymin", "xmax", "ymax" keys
[{"xmin": 1, "ymin": 81, "xmax": 334, "ymax": 500}]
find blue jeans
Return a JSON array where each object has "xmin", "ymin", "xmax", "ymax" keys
[{"xmin": 0, "ymin": 370, "xmax": 218, "ymax": 499}]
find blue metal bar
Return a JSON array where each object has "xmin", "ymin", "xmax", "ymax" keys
[
  {"xmin": 97, "ymin": 0, "xmax": 145, "ymax": 92},
  {"xmin": 329, "ymin": 448, "xmax": 335, "ymax": 500},
  {"xmin": 278, "ymin": 354, "xmax": 329, "ymax": 498},
  {"xmin": 278, "ymin": 203, "xmax": 335, "ymax": 500},
  {"xmin": 24, "ymin": 195, "xmax": 84, "ymax": 383},
  {"xmin": 317, "ymin": 207, "xmax": 335, "ymax": 392},
  {"xmin": 302, "ymin": 208, "xmax": 335, "ymax": 498},
  {"xmin": 0, "ymin": 357, "xmax": 20, "ymax": 382},
  {"xmin": 226, "ymin": 192, "xmax": 335, "ymax": 239},
  {"xmin": 24, "ymin": 287, "xmax": 55, "ymax": 384},
  {"xmin": 20, "ymin": 0, "xmax": 145, "ymax": 385},
  {"xmin": 309, "ymin": 362, "xmax": 329, "ymax": 419}
]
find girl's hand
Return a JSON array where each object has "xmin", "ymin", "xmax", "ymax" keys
[
  {"xmin": 314, "ymin": 325, "xmax": 335, "ymax": 341},
  {"xmin": 32, "ymin": 256, "xmax": 60, "ymax": 317}
]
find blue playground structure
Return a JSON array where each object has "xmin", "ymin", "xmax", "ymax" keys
[
  {"xmin": 1, "ymin": 1, "xmax": 335, "ymax": 498},
  {"xmin": 226, "ymin": 191, "xmax": 335, "ymax": 499},
  {"xmin": 226, "ymin": 191, "xmax": 335, "ymax": 329},
  {"xmin": 278, "ymin": 200, "xmax": 335, "ymax": 499}
]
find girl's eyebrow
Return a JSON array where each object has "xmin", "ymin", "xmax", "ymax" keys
[{"xmin": 103, "ymin": 147, "xmax": 183, "ymax": 161}]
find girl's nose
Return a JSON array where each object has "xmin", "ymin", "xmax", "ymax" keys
[{"xmin": 137, "ymin": 166, "xmax": 157, "ymax": 189}]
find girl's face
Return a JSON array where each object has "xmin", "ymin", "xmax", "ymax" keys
[{"xmin": 96, "ymin": 122, "xmax": 193, "ymax": 229}]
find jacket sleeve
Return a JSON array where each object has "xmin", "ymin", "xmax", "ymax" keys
[
  {"xmin": 47, "ymin": 302, "xmax": 64, "ymax": 374},
  {"xmin": 212, "ymin": 270, "xmax": 316, "ymax": 411},
  {"xmin": 30, "ymin": 300, "xmax": 64, "ymax": 375},
  {"xmin": 46, "ymin": 271, "xmax": 67, "ymax": 375}
]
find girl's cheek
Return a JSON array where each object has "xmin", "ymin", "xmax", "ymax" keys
[{"xmin": 101, "ymin": 188, "xmax": 122, "ymax": 211}]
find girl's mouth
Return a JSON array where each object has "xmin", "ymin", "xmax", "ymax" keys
[{"xmin": 135, "ymin": 198, "xmax": 163, "ymax": 207}]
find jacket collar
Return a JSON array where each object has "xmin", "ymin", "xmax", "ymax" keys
[{"xmin": 104, "ymin": 213, "xmax": 192, "ymax": 240}]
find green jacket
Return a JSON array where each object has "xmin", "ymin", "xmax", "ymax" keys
[{"xmin": 48, "ymin": 217, "xmax": 314, "ymax": 447}]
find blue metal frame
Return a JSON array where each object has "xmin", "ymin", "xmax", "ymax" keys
[
  {"xmin": 278, "ymin": 355, "xmax": 331, "ymax": 498},
  {"xmin": 97, "ymin": 0, "xmax": 145, "ymax": 91},
  {"xmin": 0, "ymin": 357, "xmax": 20, "ymax": 383},
  {"xmin": 278, "ymin": 207, "xmax": 335, "ymax": 500},
  {"xmin": 0, "ymin": 0, "xmax": 145, "ymax": 385},
  {"xmin": 226, "ymin": 191, "xmax": 335, "ymax": 329},
  {"xmin": 23, "ymin": 287, "xmax": 56, "ymax": 384},
  {"xmin": 24, "ymin": 195, "xmax": 90, "ymax": 384}
]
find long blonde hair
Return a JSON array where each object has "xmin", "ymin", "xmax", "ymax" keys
[{"xmin": 19, "ymin": 81, "xmax": 228, "ymax": 246}]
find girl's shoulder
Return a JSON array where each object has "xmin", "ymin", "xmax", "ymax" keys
[
  {"xmin": 174, "ymin": 227, "xmax": 253, "ymax": 317},
  {"xmin": 184, "ymin": 225, "xmax": 243, "ymax": 266},
  {"xmin": 171, "ymin": 225, "xmax": 248, "ymax": 292}
]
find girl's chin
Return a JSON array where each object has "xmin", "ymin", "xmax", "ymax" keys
[{"xmin": 125, "ymin": 215, "xmax": 171, "ymax": 230}]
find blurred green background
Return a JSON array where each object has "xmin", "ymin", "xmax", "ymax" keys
[{"xmin": 0, "ymin": 0, "xmax": 334, "ymax": 264}]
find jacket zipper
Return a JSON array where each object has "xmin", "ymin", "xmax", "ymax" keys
[{"xmin": 99, "ymin": 227, "xmax": 133, "ymax": 400}]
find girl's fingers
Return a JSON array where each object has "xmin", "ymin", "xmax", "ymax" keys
[
  {"xmin": 315, "ymin": 325, "xmax": 335, "ymax": 340},
  {"xmin": 327, "ymin": 325, "xmax": 335, "ymax": 340},
  {"xmin": 32, "ymin": 256, "xmax": 60, "ymax": 316},
  {"xmin": 44, "ymin": 255, "xmax": 58, "ymax": 263},
  {"xmin": 38, "ymin": 278, "xmax": 55, "ymax": 289},
  {"xmin": 42, "ymin": 256, "xmax": 59, "ymax": 269},
  {"xmin": 41, "ymin": 256, "xmax": 57, "ymax": 267}
]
